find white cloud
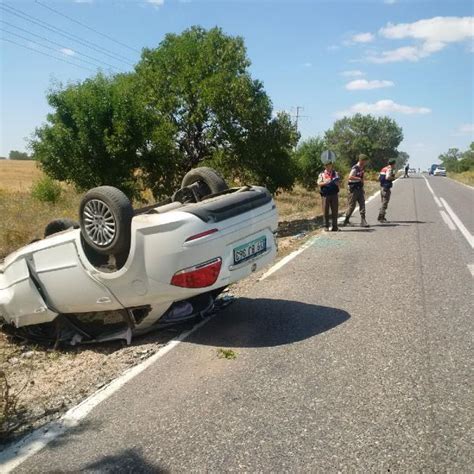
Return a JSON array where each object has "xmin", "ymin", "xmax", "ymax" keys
[
  {"xmin": 303, "ymin": 62, "xmax": 312, "ymax": 68},
  {"xmin": 60, "ymin": 48, "xmax": 75, "ymax": 56},
  {"xmin": 74, "ymin": 0, "xmax": 93, "ymax": 3},
  {"xmin": 341, "ymin": 70, "xmax": 365, "ymax": 77},
  {"xmin": 146, "ymin": 0, "xmax": 164, "ymax": 7},
  {"xmin": 370, "ymin": 16, "xmax": 474, "ymax": 62},
  {"xmin": 327, "ymin": 45, "xmax": 340, "ymax": 52},
  {"xmin": 457, "ymin": 123, "xmax": 474, "ymax": 135},
  {"xmin": 345, "ymin": 79, "xmax": 394, "ymax": 90},
  {"xmin": 384, "ymin": 0, "xmax": 397, "ymax": 4},
  {"xmin": 352, "ymin": 32, "xmax": 375, "ymax": 43},
  {"xmin": 336, "ymin": 99, "xmax": 431, "ymax": 117}
]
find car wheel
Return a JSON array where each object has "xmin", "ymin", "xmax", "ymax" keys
[
  {"xmin": 79, "ymin": 186, "xmax": 133, "ymax": 255},
  {"xmin": 44, "ymin": 218, "xmax": 79, "ymax": 238},
  {"xmin": 181, "ymin": 167, "xmax": 228, "ymax": 200}
]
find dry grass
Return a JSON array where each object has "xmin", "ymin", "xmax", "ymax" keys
[
  {"xmin": 449, "ymin": 171, "xmax": 474, "ymax": 187},
  {"xmin": 0, "ymin": 160, "xmax": 43, "ymax": 192},
  {"xmin": 0, "ymin": 189, "xmax": 80, "ymax": 260}
]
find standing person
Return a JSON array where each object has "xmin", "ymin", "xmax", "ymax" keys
[
  {"xmin": 404, "ymin": 163, "xmax": 410, "ymax": 178},
  {"xmin": 378, "ymin": 158, "xmax": 397, "ymax": 223},
  {"xmin": 318, "ymin": 160, "xmax": 340, "ymax": 231},
  {"xmin": 342, "ymin": 154, "xmax": 369, "ymax": 227}
]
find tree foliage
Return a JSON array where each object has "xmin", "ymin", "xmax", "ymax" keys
[
  {"xmin": 439, "ymin": 142, "xmax": 474, "ymax": 173},
  {"xmin": 8, "ymin": 150, "xmax": 31, "ymax": 160},
  {"xmin": 324, "ymin": 114, "xmax": 403, "ymax": 171},
  {"xmin": 293, "ymin": 137, "xmax": 326, "ymax": 190},
  {"xmin": 31, "ymin": 27, "xmax": 299, "ymax": 199}
]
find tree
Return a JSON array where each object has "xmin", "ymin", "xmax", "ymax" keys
[
  {"xmin": 31, "ymin": 73, "xmax": 168, "ymax": 199},
  {"xmin": 135, "ymin": 26, "xmax": 298, "ymax": 194},
  {"xmin": 32, "ymin": 27, "xmax": 299, "ymax": 199},
  {"xmin": 8, "ymin": 150, "xmax": 31, "ymax": 160},
  {"xmin": 292, "ymin": 137, "xmax": 326, "ymax": 190},
  {"xmin": 396, "ymin": 151, "xmax": 410, "ymax": 170},
  {"xmin": 439, "ymin": 143, "xmax": 474, "ymax": 173},
  {"xmin": 324, "ymin": 114, "xmax": 403, "ymax": 171}
]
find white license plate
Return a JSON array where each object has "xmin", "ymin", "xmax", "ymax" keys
[{"xmin": 233, "ymin": 236, "xmax": 267, "ymax": 264}]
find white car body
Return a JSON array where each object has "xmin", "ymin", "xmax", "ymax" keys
[
  {"xmin": 433, "ymin": 167, "xmax": 446, "ymax": 176},
  {"xmin": 0, "ymin": 185, "xmax": 278, "ymax": 343}
]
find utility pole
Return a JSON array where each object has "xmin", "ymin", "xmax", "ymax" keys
[{"xmin": 295, "ymin": 106, "xmax": 303, "ymax": 132}]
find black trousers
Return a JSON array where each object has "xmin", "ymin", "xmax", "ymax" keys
[{"xmin": 321, "ymin": 193, "xmax": 339, "ymax": 229}]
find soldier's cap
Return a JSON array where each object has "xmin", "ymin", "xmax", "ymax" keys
[
  {"xmin": 358, "ymin": 153, "xmax": 369, "ymax": 161},
  {"xmin": 388, "ymin": 158, "xmax": 396, "ymax": 164}
]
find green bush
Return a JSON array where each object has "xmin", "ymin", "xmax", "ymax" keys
[{"xmin": 31, "ymin": 177, "xmax": 62, "ymax": 203}]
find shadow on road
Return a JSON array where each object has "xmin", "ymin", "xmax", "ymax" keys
[
  {"xmin": 341, "ymin": 228, "xmax": 375, "ymax": 232},
  {"xmin": 188, "ymin": 297, "xmax": 350, "ymax": 348},
  {"xmin": 81, "ymin": 448, "xmax": 168, "ymax": 473}
]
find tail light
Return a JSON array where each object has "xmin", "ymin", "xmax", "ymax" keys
[{"xmin": 171, "ymin": 258, "xmax": 222, "ymax": 288}]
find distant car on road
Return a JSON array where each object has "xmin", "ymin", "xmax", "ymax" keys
[
  {"xmin": 429, "ymin": 164, "xmax": 440, "ymax": 175},
  {"xmin": 433, "ymin": 166, "xmax": 447, "ymax": 177}
]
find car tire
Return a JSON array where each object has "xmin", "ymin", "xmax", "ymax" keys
[
  {"xmin": 79, "ymin": 186, "xmax": 133, "ymax": 255},
  {"xmin": 181, "ymin": 167, "xmax": 228, "ymax": 200},
  {"xmin": 44, "ymin": 218, "xmax": 79, "ymax": 238}
]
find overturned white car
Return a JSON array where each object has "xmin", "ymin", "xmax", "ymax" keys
[{"xmin": 0, "ymin": 168, "xmax": 278, "ymax": 344}]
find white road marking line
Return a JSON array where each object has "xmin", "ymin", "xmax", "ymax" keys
[
  {"xmin": 440, "ymin": 198, "xmax": 474, "ymax": 249},
  {"xmin": 423, "ymin": 175, "xmax": 442, "ymax": 207},
  {"xmin": 448, "ymin": 177, "xmax": 474, "ymax": 191},
  {"xmin": 0, "ymin": 316, "xmax": 213, "ymax": 473},
  {"xmin": 259, "ymin": 235, "xmax": 319, "ymax": 281},
  {"xmin": 468, "ymin": 264, "xmax": 474, "ymax": 278},
  {"xmin": 440, "ymin": 210, "xmax": 456, "ymax": 231}
]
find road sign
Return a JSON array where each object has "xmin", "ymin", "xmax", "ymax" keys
[{"xmin": 321, "ymin": 150, "xmax": 336, "ymax": 164}]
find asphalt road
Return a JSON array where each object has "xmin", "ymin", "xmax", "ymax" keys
[{"xmin": 9, "ymin": 175, "xmax": 474, "ymax": 472}]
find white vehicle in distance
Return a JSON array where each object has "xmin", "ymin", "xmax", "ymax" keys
[
  {"xmin": 433, "ymin": 166, "xmax": 447, "ymax": 177},
  {"xmin": 0, "ymin": 168, "xmax": 278, "ymax": 345}
]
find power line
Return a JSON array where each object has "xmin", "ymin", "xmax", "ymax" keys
[
  {"xmin": 35, "ymin": 0, "xmax": 140, "ymax": 54},
  {"xmin": 1, "ymin": 29, "xmax": 116, "ymax": 71},
  {"xmin": 1, "ymin": 37, "xmax": 95, "ymax": 72},
  {"xmin": 0, "ymin": 3, "xmax": 134, "ymax": 66},
  {"xmin": 0, "ymin": 20, "xmax": 123, "ymax": 72}
]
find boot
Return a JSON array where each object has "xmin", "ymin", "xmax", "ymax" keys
[
  {"xmin": 341, "ymin": 217, "xmax": 350, "ymax": 227},
  {"xmin": 360, "ymin": 217, "xmax": 370, "ymax": 227}
]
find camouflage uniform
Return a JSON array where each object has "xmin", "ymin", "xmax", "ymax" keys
[
  {"xmin": 343, "ymin": 162, "xmax": 368, "ymax": 226},
  {"xmin": 378, "ymin": 162, "xmax": 396, "ymax": 222},
  {"xmin": 318, "ymin": 168, "xmax": 340, "ymax": 230}
]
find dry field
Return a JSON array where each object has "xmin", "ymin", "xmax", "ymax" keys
[{"xmin": 0, "ymin": 160, "xmax": 43, "ymax": 192}]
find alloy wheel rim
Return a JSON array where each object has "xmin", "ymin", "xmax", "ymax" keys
[{"xmin": 83, "ymin": 199, "xmax": 116, "ymax": 247}]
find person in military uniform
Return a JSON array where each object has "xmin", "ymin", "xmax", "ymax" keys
[
  {"xmin": 342, "ymin": 154, "xmax": 369, "ymax": 227},
  {"xmin": 378, "ymin": 158, "xmax": 397, "ymax": 223},
  {"xmin": 318, "ymin": 159, "xmax": 340, "ymax": 231}
]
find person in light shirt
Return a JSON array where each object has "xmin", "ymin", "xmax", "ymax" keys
[{"xmin": 317, "ymin": 159, "xmax": 340, "ymax": 232}]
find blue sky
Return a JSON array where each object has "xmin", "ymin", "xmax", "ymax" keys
[{"xmin": 1, "ymin": 0, "xmax": 473, "ymax": 170}]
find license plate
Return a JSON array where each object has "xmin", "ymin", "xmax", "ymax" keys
[{"xmin": 233, "ymin": 236, "xmax": 267, "ymax": 264}]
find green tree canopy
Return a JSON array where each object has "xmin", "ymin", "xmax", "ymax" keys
[
  {"xmin": 31, "ymin": 26, "xmax": 299, "ymax": 199},
  {"xmin": 293, "ymin": 137, "xmax": 326, "ymax": 190},
  {"xmin": 439, "ymin": 143, "xmax": 474, "ymax": 173},
  {"xmin": 324, "ymin": 114, "xmax": 403, "ymax": 171},
  {"xmin": 8, "ymin": 150, "xmax": 31, "ymax": 160}
]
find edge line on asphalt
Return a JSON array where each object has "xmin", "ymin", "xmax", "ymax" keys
[
  {"xmin": 264, "ymin": 183, "xmax": 391, "ymax": 281},
  {"xmin": 0, "ymin": 316, "xmax": 214, "ymax": 473},
  {"xmin": 422, "ymin": 175, "xmax": 442, "ymax": 207},
  {"xmin": 439, "ymin": 198, "xmax": 474, "ymax": 249},
  {"xmin": 439, "ymin": 210, "xmax": 456, "ymax": 231}
]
